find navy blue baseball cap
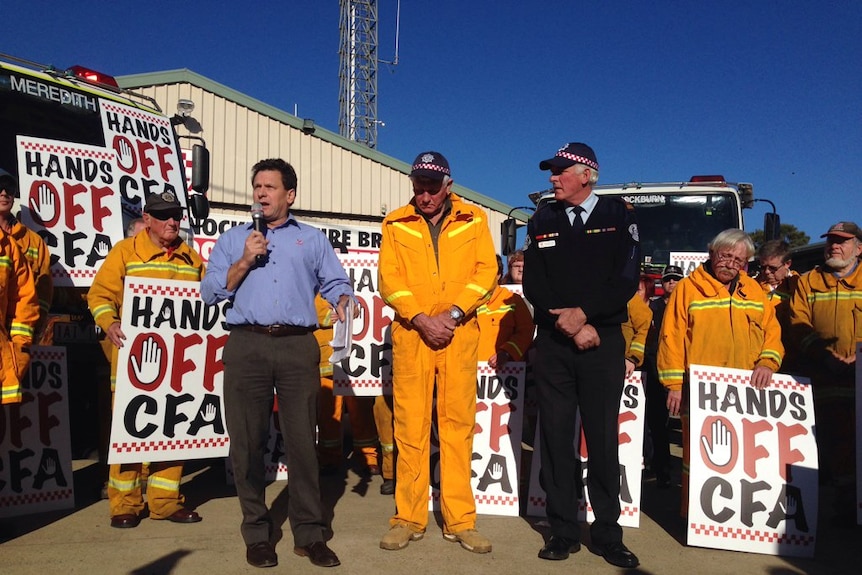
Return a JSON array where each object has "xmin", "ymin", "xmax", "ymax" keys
[
  {"xmin": 0, "ymin": 168, "xmax": 18, "ymax": 197},
  {"xmin": 539, "ymin": 142, "xmax": 599, "ymax": 171},
  {"xmin": 410, "ymin": 151, "xmax": 450, "ymax": 181}
]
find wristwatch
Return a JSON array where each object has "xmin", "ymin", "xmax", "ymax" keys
[{"xmin": 449, "ymin": 306, "xmax": 464, "ymax": 324}]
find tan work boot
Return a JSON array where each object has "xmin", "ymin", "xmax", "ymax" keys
[
  {"xmin": 380, "ymin": 525, "xmax": 424, "ymax": 550},
  {"xmin": 443, "ymin": 529, "xmax": 492, "ymax": 553}
]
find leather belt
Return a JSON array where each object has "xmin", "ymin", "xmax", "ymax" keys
[{"xmin": 231, "ymin": 324, "xmax": 313, "ymax": 337}]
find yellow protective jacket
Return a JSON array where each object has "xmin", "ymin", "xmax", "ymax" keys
[
  {"xmin": 758, "ymin": 272, "xmax": 799, "ymax": 331},
  {"xmin": 314, "ymin": 294, "xmax": 335, "ymax": 376},
  {"xmin": 622, "ymin": 295, "xmax": 653, "ymax": 367},
  {"xmin": 788, "ymin": 263, "xmax": 862, "ymax": 364},
  {"xmin": 476, "ymin": 285, "xmax": 534, "ymax": 361},
  {"xmin": 88, "ymin": 230, "xmax": 204, "ymax": 384},
  {"xmin": 657, "ymin": 264, "xmax": 783, "ymax": 391},
  {"xmin": 1, "ymin": 230, "xmax": 39, "ymax": 403},
  {"xmin": 379, "ymin": 193, "xmax": 497, "ymax": 324},
  {"xmin": 9, "ymin": 218, "xmax": 53, "ymax": 330}
]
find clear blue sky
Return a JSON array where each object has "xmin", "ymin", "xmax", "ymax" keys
[{"xmin": 5, "ymin": 1, "xmax": 860, "ymax": 244}]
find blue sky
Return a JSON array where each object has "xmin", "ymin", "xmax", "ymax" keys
[{"xmin": 5, "ymin": 1, "xmax": 860, "ymax": 243}]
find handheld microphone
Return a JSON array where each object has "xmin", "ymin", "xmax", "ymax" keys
[{"xmin": 250, "ymin": 202, "xmax": 265, "ymax": 264}]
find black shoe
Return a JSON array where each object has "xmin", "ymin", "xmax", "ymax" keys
[
  {"xmin": 246, "ymin": 542, "xmax": 278, "ymax": 568},
  {"xmin": 380, "ymin": 479, "xmax": 395, "ymax": 495},
  {"xmin": 538, "ymin": 536, "xmax": 581, "ymax": 560},
  {"xmin": 596, "ymin": 541, "xmax": 639, "ymax": 568},
  {"xmin": 294, "ymin": 541, "xmax": 341, "ymax": 567}
]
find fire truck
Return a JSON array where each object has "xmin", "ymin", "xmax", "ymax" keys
[
  {"xmin": 0, "ymin": 53, "xmax": 210, "ymax": 457},
  {"xmin": 508, "ymin": 176, "xmax": 779, "ymax": 286}
]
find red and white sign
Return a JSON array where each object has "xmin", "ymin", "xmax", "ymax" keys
[
  {"xmin": 686, "ymin": 365, "xmax": 818, "ymax": 557},
  {"xmin": 526, "ymin": 371, "xmax": 645, "ymax": 527},
  {"xmin": 108, "ymin": 278, "xmax": 230, "ymax": 464},
  {"xmin": 670, "ymin": 251, "xmax": 709, "ymax": 276},
  {"xmin": 0, "ymin": 347, "xmax": 73, "ymax": 518},
  {"xmin": 429, "ymin": 362, "xmax": 526, "ymax": 517},
  {"xmin": 17, "ymin": 136, "xmax": 123, "ymax": 286}
]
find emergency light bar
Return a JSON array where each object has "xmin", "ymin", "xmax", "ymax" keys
[{"xmin": 67, "ymin": 65, "xmax": 119, "ymax": 88}]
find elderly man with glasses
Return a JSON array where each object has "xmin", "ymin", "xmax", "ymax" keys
[{"xmin": 657, "ymin": 228, "xmax": 783, "ymax": 517}]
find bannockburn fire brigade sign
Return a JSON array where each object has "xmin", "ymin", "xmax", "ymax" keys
[
  {"xmin": 686, "ymin": 365, "xmax": 818, "ymax": 557},
  {"xmin": 108, "ymin": 278, "xmax": 230, "ymax": 464}
]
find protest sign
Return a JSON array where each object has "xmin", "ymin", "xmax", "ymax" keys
[
  {"xmin": 428, "ymin": 362, "xmax": 525, "ymax": 517},
  {"xmin": 18, "ymin": 136, "xmax": 123, "ymax": 287},
  {"xmin": 108, "ymin": 278, "xmax": 230, "ymax": 464},
  {"xmin": 687, "ymin": 365, "xmax": 818, "ymax": 557},
  {"xmin": 526, "ymin": 371, "xmax": 645, "ymax": 527},
  {"xmin": 0, "ymin": 347, "xmax": 73, "ymax": 518}
]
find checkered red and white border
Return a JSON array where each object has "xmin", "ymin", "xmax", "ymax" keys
[
  {"xmin": 0, "ymin": 489, "xmax": 73, "ymax": 507},
  {"xmin": 128, "ymin": 282, "xmax": 200, "ymax": 299},
  {"xmin": 692, "ymin": 369, "xmax": 809, "ymax": 392},
  {"xmin": 112, "ymin": 437, "xmax": 230, "ymax": 453},
  {"xmin": 477, "ymin": 365, "xmax": 522, "ymax": 376},
  {"xmin": 427, "ymin": 492, "xmax": 518, "ymax": 506},
  {"xmin": 690, "ymin": 523, "xmax": 815, "ymax": 546},
  {"xmin": 20, "ymin": 139, "xmax": 115, "ymax": 161},
  {"xmin": 338, "ymin": 258, "xmax": 378, "ymax": 268},
  {"xmin": 102, "ymin": 102, "xmax": 170, "ymax": 127},
  {"xmin": 334, "ymin": 380, "xmax": 385, "ymax": 390},
  {"xmin": 53, "ymin": 268, "xmax": 97, "ymax": 280},
  {"xmin": 32, "ymin": 349, "xmax": 64, "ymax": 361}
]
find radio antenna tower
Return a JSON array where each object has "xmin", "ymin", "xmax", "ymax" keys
[{"xmin": 338, "ymin": 0, "xmax": 400, "ymax": 149}]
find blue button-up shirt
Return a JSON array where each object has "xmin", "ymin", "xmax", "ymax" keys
[{"xmin": 201, "ymin": 215, "xmax": 353, "ymax": 327}]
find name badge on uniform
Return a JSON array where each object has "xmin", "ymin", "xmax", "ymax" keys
[
  {"xmin": 535, "ymin": 232, "xmax": 558, "ymax": 249},
  {"xmin": 538, "ymin": 239, "xmax": 556, "ymax": 248}
]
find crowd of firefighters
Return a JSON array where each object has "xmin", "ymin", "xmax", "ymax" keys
[{"xmin": 1, "ymin": 166, "xmax": 859, "ymax": 538}]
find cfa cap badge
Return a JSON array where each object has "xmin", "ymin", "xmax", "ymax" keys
[{"xmin": 421, "ymin": 153, "xmax": 436, "ymax": 164}]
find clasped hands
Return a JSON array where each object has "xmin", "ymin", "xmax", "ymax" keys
[{"xmin": 549, "ymin": 306, "xmax": 599, "ymax": 350}]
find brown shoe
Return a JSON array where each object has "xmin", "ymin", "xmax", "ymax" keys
[
  {"xmin": 164, "ymin": 508, "xmax": 202, "ymax": 523},
  {"xmin": 110, "ymin": 514, "xmax": 141, "ymax": 529},
  {"xmin": 294, "ymin": 541, "xmax": 340, "ymax": 567}
]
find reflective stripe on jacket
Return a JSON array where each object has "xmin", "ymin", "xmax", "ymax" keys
[{"xmin": 657, "ymin": 264, "xmax": 783, "ymax": 391}]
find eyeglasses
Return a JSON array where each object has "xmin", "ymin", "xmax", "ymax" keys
[
  {"xmin": 760, "ymin": 263, "xmax": 785, "ymax": 274},
  {"xmin": 714, "ymin": 252, "xmax": 748, "ymax": 268},
  {"xmin": 149, "ymin": 210, "xmax": 184, "ymax": 221}
]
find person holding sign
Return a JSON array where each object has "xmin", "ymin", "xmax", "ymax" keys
[
  {"xmin": 0, "ymin": 168, "xmax": 52, "ymax": 340},
  {"xmin": 0, "ymin": 220, "xmax": 39, "ymax": 404},
  {"xmin": 789, "ymin": 221, "xmax": 862, "ymax": 525},
  {"xmin": 523, "ymin": 142, "xmax": 641, "ymax": 569},
  {"xmin": 378, "ymin": 151, "xmax": 497, "ymax": 554},
  {"xmin": 201, "ymin": 159, "xmax": 353, "ymax": 569},
  {"xmin": 621, "ymin": 275, "xmax": 653, "ymax": 377},
  {"xmin": 657, "ymin": 228, "xmax": 783, "ymax": 516},
  {"xmin": 87, "ymin": 191, "xmax": 205, "ymax": 528}
]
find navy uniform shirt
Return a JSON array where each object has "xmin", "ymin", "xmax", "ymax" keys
[{"xmin": 523, "ymin": 194, "xmax": 640, "ymax": 331}]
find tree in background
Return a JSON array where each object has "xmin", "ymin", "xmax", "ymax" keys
[{"xmin": 750, "ymin": 224, "xmax": 810, "ymax": 248}]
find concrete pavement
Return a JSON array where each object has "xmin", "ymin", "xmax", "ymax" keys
[{"xmin": 1, "ymin": 456, "xmax": 859, "ymax": 575}]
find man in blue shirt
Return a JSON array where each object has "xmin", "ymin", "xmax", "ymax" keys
[{"xmin": 201, "ymin": 158, "xmax": 354, "ymax": 569}]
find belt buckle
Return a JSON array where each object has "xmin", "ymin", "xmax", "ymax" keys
[{"xmin": 268, "ymin": 325, "xmax": 281, "ymax": 336}]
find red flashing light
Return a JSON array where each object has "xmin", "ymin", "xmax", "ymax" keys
[
  {"xmin": 67, "ymin": 65, "xmax": 119, "ymax": 88},
  {"xmin": 689, "ymin": 175, "xmax": 726, "ymax": 183}
]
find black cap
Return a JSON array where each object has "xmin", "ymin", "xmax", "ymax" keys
[
  {"xmin": 539, "ymin": 142, "xmax": 599, "ymax": 171},
  {"xmin": 0, "ymin": 168, "xmax": 18, "ymax": 197},
  {"xmin": 662, "ymin": 265, "xmax": 684, "ymax": 280},
  {"xmin": 410, "ymin": 151, "xmax": 450, "ymax": 181},
  {"xmin": 144, "ymin": 191, "xmax": 182, "ymax": 213}
]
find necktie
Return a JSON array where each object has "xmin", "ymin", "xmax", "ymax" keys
[{"xmin": 570, "ymin": 206, "xmax": 584, "ymax": 234}]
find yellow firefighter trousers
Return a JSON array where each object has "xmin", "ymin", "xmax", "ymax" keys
[
  {"xmin": 317, "ymin": 375, "xmax": 378, "ymax": 468},
  {"xmin": 390, "ymin": 318, "xmax": 479, "ymax": 533},
  {"xmin": 108, "ymin": 461, "xmax": 185, "ymax": 519},
  {"xmin": 373, "ymin": 394, "xmax": 395, "ymax": 480}
]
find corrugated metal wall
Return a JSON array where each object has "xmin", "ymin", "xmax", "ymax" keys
[{"xmin": 126, "ymin": 79, "xmax": 512, "ymax": 250}]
